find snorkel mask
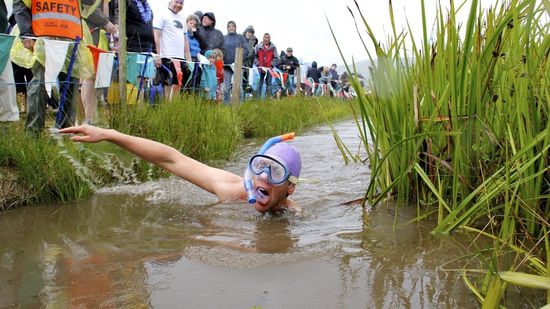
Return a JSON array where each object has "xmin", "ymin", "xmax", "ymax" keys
[{"xmin": 243, "ymin": 133, "xmax": 301, "ymax": 204}]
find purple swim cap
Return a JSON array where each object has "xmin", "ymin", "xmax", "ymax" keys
[{"xmin": 264, "ymin": 143, "xmax": 301, "ymax": 178}]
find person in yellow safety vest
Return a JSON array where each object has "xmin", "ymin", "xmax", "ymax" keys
[{"xmin": 12, "ymin": 0, "xmax": 116, "ymax": 134}]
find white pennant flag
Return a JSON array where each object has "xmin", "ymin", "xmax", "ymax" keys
[
  {"xmin": 44, "ymin": 39, "xmax": 71, "ymax": 97},
  {"xmin": 95, "ymin": 52, "xmax": 115, "ymax": 88},
  {"xmin": 198, "ymin": 53, "xmax": 209, "ymax": 65}
]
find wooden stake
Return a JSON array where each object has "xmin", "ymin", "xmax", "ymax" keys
[
  {"xmin": 118, "ymin": 0, "xmax": 127, "ymax": 104},
  {"xmin": 231, "ymin": 47, "xmax": 244, "ymax": 104}
]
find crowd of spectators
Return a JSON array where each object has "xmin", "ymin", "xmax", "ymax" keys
[{"xmin": 0, "ymin": 0, "xmax": 355, "ymax": 134}]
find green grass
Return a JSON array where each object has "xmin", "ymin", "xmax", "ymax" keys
[
  {"xmin": 108, "ymin": 95, "xmax": 353, "ymax": 161},
  {"xmin": 332, "ymin": 0, "xmax": 549, "ymax": 306}
]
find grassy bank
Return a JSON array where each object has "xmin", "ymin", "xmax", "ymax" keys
[
  {"xmin": 336, "ymin": 0, "xmax": 548, "ymax": 306},
  {"xmin": 0, "ymin": 126, "xmax": 93, "ymax": 210},
  {"xmin": 0, "ymin": 96, "xmax": 352, "ymax": 210}
]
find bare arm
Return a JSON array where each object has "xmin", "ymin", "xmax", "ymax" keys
[
  {"xmin": 60, "ymin": 125, "xmax": 245, "ymax": 201},
  {"xmin": 154, "ymin": 28, "xmax": 162, "ymax": 57}
]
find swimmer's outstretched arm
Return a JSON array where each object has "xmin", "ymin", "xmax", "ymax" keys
[{"xmin": 60, "ymin": 125, "xmax": 245, "ymax": 201}]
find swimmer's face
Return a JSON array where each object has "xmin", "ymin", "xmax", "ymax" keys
[{"xmin": 252, "ymin": 175, "xmax": 295, "ymax": 213}]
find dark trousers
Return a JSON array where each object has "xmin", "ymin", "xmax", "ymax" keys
[
  {"xmin": 12, "ymin": 62, "xmax": 33, "ymax": 94},
  {"xmin": 26, "ymin": 63, "xmax": 78, "ymax": 133},
  {"xmin": 257, "ymin": 70, "xmax": 272, "ymax": 98}
]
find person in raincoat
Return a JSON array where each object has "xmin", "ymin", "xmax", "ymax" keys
[
  {"xmin": 0, "ymin": 0, "xmax": 18, "ymax": 125},
  {"xmin": 12, "ymin": 0, "xmax": 115, "ymax": 134}
]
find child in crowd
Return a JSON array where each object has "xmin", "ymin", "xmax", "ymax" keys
[
  {"xmin": 212, "ymin": 49, "xmax": 225, "ymax": 103},
  {"xmin": 200, "ymin": 50, "xmax": 218, "ymax": 101}
]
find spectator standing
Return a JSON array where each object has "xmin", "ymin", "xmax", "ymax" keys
[
  {"xmin": 222, "ymin": 21, "xmax": 248, "ymax": 103},
  {"xmin": 184, "ymin": 14, "xmax": 207, "ymax": 93},
  {"xmin": 280, "ymin": 47, "xmax": 300, "ymax": 95},
  {"xmin": 109, "ymin": 0, "xmax": 154, "ymax": 52},
  {"xmin": 81, "ymin": 0, "xmax": 117, "ymax": 125},
  {"xmin": 319, "ymin": 66, "xmax": 331, "ymax": 95},
  {"xmin": 242, "ymin": 26, "xmax": 257, "ymax": 67},
  {"xmin": 213, "ymin": 49, "xmax": 224, "ymax": 103},
  {"xmin": 193, "ymin": 11, "xmax": 203, "ymax": 25},
  {"xmin": 198, "ymin": 12, "xmax": 224, "ymax": 54},
  {"xmin": 306, "ymin": 61, "xmax": 321, "ymax": 84},
  {"xmin": 12, "ymin": 0, "xmax": 111, "ymax": 133},
  {"xmin": 242, "ymin": 25, "xmax": 257, "ymax": 93},
  {"xmin": 200, "ymin": 50, "xmax": 217, "ymax": 101},
  {"xmin": 0, "ymin": 0, "xmax": 18, "ymax": 125},
  {"xmin": 329, "ymin": 63, "xmax": 339, "ymax": 92},
  {"xmin": 329, "ymin": 63, "xmax": 339, "ymax": 81},
  {"xmin": 254, "ymin": 33, "xmax": 278, "ymax": 99},
  {"xmin": 306, "ymin": 61, "xmax": 321, "ymax": 95},
  {"xmin": 153, "ymin": 0, "xmax": 191, "ymax": 101}
]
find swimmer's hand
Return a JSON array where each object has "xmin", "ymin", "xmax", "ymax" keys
[{"xmin": 59, "ymin": 125, "xmax": 111, "ymax": 143}]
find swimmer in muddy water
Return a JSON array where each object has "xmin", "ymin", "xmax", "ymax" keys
[{"xmin": 60, "ymin": 125, "xmax": 302, "ymax": 214}]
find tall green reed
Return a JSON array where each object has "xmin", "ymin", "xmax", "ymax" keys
[{"xmin": 332, "ymin": 0, "xmax": 549, "ymax": 305}]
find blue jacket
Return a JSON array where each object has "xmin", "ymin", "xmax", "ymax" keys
[
  {"xmin": 186, "ymin": 32, "xmax": 201, "ymax": 59},
  {"xmin": 200, "ymin": 63, "xmax": 217, "ymax": 100}
]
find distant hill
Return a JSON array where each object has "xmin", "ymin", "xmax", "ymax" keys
[{"xmin": 337, "ymin": 59, "xmax": 371, "ymax": 80}]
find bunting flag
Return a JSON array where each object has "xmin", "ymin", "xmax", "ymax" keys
[
  {"xmin": 137, "ymin": 54, "xmax": 155, "ymax": 78},
  {"xmin": 274, "ymin": 68, "xmax": 286, "ymax": 89},
  {"xmin": 0, "ymin": 34, "xmax": 15, "ymax": 74},
  {"xmin": 126, "ymin": 53, "xmax": 155, "ymax": 86},
  {"xmin": 282, "ymin": 73, "xmax": 288, "ymax": 87},
  {"xmin": 87, "ymin": 44, "xmax": 108, "ymax": 72},
  {"xmin": 268, "ymin": 68, "xmax": 279, "ymax": 79},
  {"xmin": 172, "ymin": 59, "xmax": 183, "ymax": 86},
  {"xmin": 247, "ymin": 68, "xmax": 253, "ymax": 86},
  {"xmin": 126, "ymin": 53, "xmax": 140, "ymax": 85},
  {"xmin": 185, "ymin": 61, "xmax": 195, "ymax": 87},
  {"xmin": 44, "ymin": 39, "xmax": 71, "ymax": 97},
  {"xmin": 0, "ymin": 60, "xmax": 18, "ymax": 122},
  {"xmin": 95, "ymin": 52, "xmax": 115, "ymax": 88},
  {"xmin": 198, "ymin": 53, "xmax": 209, "ymax": 65},
  {"xmin": 250, "ymin": 67, "xmax": 260, "ymax": 91}
]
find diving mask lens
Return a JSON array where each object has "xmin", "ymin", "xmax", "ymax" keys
[{"xmin": 249, "ymin": 155, "xmax": 289, "ymax": 185}]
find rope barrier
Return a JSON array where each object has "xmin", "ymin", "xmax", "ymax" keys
[{"xmin": 2, "ymin": 35, "xmax": 363, "ymax": 100}]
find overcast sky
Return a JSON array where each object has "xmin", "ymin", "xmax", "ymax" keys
[{"xmin": 6, "ymin": 0, "xmax": 501, "ymax": 66}]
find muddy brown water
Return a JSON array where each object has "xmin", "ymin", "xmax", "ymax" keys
[{"xmin": 0, "ymin": 120, "xmax": 520, "ymax": 308}]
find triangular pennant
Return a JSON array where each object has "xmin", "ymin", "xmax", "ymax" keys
[
  {"xmin": 172, "ymin": 59, "xmax": 183, "ymax": 86},
  {"xmin": 44, "ymin": 39, "xmax": 71, "ymax": 97},
  {"xmin": 87, "ymin": 44, "xmax": 107, "ymax": 72},
  {"xmin": 0, "ymin": 34, "xmax": 15, "ymax": 73},
  {"xmin": 268, "ymin": 68, "xmax": 279, "ymax": 79},
  {"xmin": 95, "ymin": 52, "xmax": 115, "ymax": 88},
  {"xmin": 198, "ymin": 53, "xmax": 209, "ymax": 65},
  {"xmin": 126, "ymin": 52, "xmax": 139, "ymax": 85}
]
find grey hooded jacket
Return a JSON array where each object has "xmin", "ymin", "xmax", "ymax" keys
[{"xmin": 223, "ymin": 32, "xmax": 248, "ymax": 64}]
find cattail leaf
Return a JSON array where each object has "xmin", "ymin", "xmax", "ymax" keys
[{"xmin": 498, "ymin": 272, "xmax": 550, "ymax": 290}]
